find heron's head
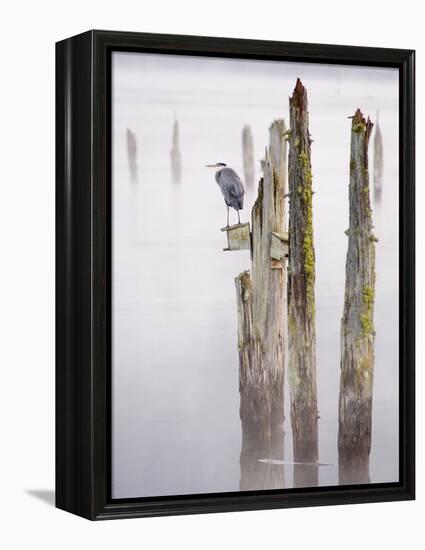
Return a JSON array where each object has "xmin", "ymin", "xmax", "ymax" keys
[{"xmin": 205, "ymin": 162, "xmax": 227, "ymax": 168}]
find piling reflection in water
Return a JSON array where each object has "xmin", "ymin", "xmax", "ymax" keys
[
  {"xmin": 240, "ymin": 430, "xmax": 285, "ymax": 491},
  {"xmin": 294, "ymin": 463, "xmax": 319, "ymax": 488}
]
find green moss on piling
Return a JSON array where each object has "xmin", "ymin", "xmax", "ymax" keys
[
  {"xmin": 360, "ymin": 286, "xmax": 374, "ymax": 337},
  {"xmin": 353, "ymin": 122, "xmax": 366, "ymax": 133},
  {"xmin": 299, "ymin": 152, "xmax": 308, "ymax": 166},
  {"xmin": 299, "ymin": 150, "xmax": 315, "ymax": 317}
]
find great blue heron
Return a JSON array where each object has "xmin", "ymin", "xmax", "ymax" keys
[{"xmin": 205, "ymin": 162, "xmax": 245, "ymax": 227}]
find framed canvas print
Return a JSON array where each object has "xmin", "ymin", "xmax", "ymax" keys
[{"xmin": 56, "ymin": 30, "xmax": 415, "ymax": 520}]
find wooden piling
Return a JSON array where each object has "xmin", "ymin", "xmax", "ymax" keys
[
  {"xmin": 236, "ymin": 133, "xmax": 286, "ymax": 490},
  {"xmin": 242, "ymin": 125, "xmax": 255, "ymax": 190},
  {"xmin": 287, "ymin": 79, "xmax": 319, "ymax": 484},
  {"xmin": 170, "ymin": 119, "xmax": 182, "ymax": 183},
  {"xmin": 338, "ymin": 109, "xmax": 376, "ymax": 484},
  {"xmin": 373, "ymin": 111, "xmax": 383, "ymax": 202},
  {"xmin": 126, "ymin": 128, "xmax": 138, "ymax": 182}
]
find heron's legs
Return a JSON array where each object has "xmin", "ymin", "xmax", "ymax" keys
[
  {"xmin": 237, "ymin": 210, "xmax": 240, "ymax": 225},
  {"xmin": 227, "ymin": 205, "xmax": 229, "ymax": 227}
]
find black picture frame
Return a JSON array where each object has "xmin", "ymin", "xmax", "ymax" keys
[{"xmin": 56, "ymin": 29, "xmax": 415, "ymax": 520}]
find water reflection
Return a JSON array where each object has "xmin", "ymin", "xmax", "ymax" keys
[
  {"xmin": 339, "ymin": 456, "xmax": 371, "ymax": 485},
  {"xmin": 240, "ymin": 429, "xmax": 285, "ymax": 491},
  {"xmin": 294, "ymin": 463, "xmax": 319, "ymax": 488},
  {"xmin": 238, "ymin": 334, "xmax": 286, "ymax": 491},
  {"xmin": 337, "ymin": 372, "xmax": 373, "ymax": 486},
  {"xmin": 337, "ymin": 374, "xmax": 373, "ymax": 486},
  {"xmin": 289, "ymin": 393, "xmax": 320, "ymax": 488}
]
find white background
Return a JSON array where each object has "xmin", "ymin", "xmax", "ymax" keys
[{"xmin": 0, "ymin": 1, "xmax": 422, "ymax": 548}]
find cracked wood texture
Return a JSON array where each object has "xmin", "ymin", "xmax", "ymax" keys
[
  {"xmin": 235, "ymin": 126, "xmax": 286, "ymax": 491},
  {"xmin": 287, "ymin": 79, "xmax": 319, "ymax": 486},
  {"xmin": 338, "ymin": 109, "xmax": 376, "ymax": 484}
]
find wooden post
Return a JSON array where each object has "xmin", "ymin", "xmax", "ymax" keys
[
  {"xmin": 235, "ymin": 135, "xmax": 286, "ymax": 490},
  {"xmin": 338, "ymin": 109, "xmax": 376, "ymax": 484},
  {"xmin": 170, "ymin": 119, "xmax": 182, "ymax": 183},
  {"xmin": 242, "ymin": 125, "xmax": 255, "ymax": 190},
  {"xmin": 221, "ymin": 223, "xmax": 251, "ymax": 251},
  {"xmin": 287, "ymin": 79, "xmax": 319, "ymax": 486},
  {"xmin": 373, "ymin": 111, "xmax": 383, "ymax": 202},
  {"xmin": 126, "ymin": 128, "xmax": 138, "ymax": 182}
]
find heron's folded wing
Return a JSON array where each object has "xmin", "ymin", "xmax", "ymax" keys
[
  {"xmin": 221, "ymin": 168, "xmax": 245, "ymax": 196},
  {"xmin": 219, "ymin": 168, "xmax": 245, "ymax": 210}
]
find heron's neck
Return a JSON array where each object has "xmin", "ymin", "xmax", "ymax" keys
[{"xmin": 215, "ymin": 167, "xmax": 227, "ymax": 175}]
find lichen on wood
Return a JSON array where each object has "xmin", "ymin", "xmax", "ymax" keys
[
  {"xmin": 287, "ymin": 79, "xmax": 319, "ymax": 482},
  {"xmin": 338, "ymin": 109, "xmax": 376, "ymax": 484}
]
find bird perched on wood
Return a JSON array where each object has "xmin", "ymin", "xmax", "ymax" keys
[{"xmin": 205, "ymin": 162, "xmax": 245, "ymax": 227}]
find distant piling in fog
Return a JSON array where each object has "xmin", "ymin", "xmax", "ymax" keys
[
  {"xmin": 287, "ymin": 79, "xmax": 319, "ymax": 487},
  {"xmin": 373, "ymin": 111, "xmax": 383, "ymax": 202},
  {"xmin": 338, "ymin": 109, "xmax": 376, "ymax": 485},
  {"xmin": 126, "ymin": 128, "xmax": 138, "ymax": 182},
  {"xmin": 242, "ymin": 125, "xmax": 255, "ymax": 190},
  {"xmin": 170, "ymin": 118, "xmax": 182, "ymax": 183},
  {"xmin": 269, "ymin": 119, "xmax": 288, "ymax": 195}
]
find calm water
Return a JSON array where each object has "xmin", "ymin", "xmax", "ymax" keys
[{"xmin": 111, "ymin": 53, "xmax": 399, "ymax": 498}]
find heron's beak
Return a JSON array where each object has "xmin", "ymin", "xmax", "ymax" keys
[{"xmin": 205, "ymin": 164, "xmax": 216, "ymax": 168}]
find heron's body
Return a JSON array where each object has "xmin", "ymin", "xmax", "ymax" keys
[
  {"xmin": 206, "ymin": 163, "xmax": 245, "ymax": 226},
  {"xmin": 215, "ymin": 167, "xmax": 244, "ymax": 211}
]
